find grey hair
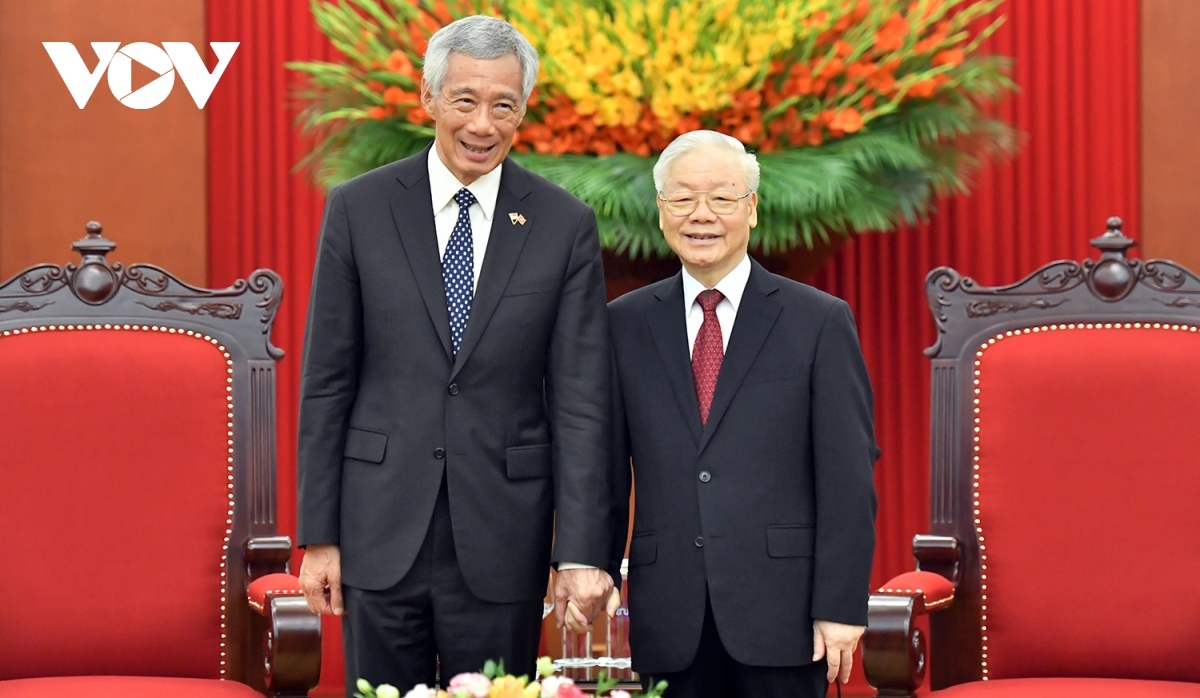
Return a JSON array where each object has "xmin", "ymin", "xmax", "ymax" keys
[
  {"xmin": 423, "ymin": 15, "xmax": 539, "ymax": 103},
  {"xmin": 652, "ymin": 130, "xmax": 761, "ymax": 193}
]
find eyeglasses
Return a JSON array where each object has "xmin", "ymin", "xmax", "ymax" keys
[{"xmin": 658, "ymin": 189, "xmax": 753, "ymax": 216}]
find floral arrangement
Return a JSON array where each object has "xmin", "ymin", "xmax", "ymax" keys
[
  {"xmin": 354, "ymin": 657, "xmax": 666, "ymax": 698},
  {"xmin": 291, "ymin": 0, "xmax": 1016, "ymax": 257}
]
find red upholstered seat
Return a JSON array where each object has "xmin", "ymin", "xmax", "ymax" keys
[
  {"xmin": 931, "ymin": 678, "xmax": 1200, "ymax": 697},
  {"xmin": 0, "ymin": 676, "xmax": 266, "ymax": 698},
  {"xmin": 0, "ymin": 227, "xmax": 318, "ymax": 696},
  {"xmin": 862, "ymin": 221, "xmax": 1200, "ymax": 697}
]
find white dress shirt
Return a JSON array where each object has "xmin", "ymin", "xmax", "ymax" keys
[
  {"xmin": 428, "ymin": 144, "xmax": 503, "ymax": 285},
  {"xmin": 682, "ymin": 254, "xmax": 752, "ymax": 357}
]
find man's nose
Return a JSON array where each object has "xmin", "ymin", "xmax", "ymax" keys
[
  {"xmin": 467, "ymin": 107, "xmax": 496, "ymax": 135},
  {"xmin": 689, "ymin": 197, "xmax": 718, "ymax": 221}
]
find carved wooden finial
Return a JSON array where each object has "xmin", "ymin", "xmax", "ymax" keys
[
  {"xmin": 1086, "ymin": 216, "xmax": 1138, "ymax": 300},
  {"xmin": 69, "ymin": 220, "xmax": 118, "ymax": 304},
  {"xmin": 72, "ymin": 220, "xmax": 116, "ymax": 261},
  {"xmin": 1089, "ymin": 216, "xmax": 1136, "ymax": 260}
]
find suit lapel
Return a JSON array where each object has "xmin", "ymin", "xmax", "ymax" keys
[
  {"xmin": 698, "ymin": 259, "xmax": 782, "ymax": 454},
  {"xmin": 389, "ymin": 145, "xmax": 453, "ymax": 361},
  {"xmin": 648, "ymin": 273, "xmax": 703, "ymax": 445},
  {"xmin": 449, "ymin": 158, "xmax": 533, "ymax": 380}
]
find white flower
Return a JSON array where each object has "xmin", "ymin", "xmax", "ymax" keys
[
  {"xmin": 540, "ymin": 676, "xmax": 574, "ymax": 697},
  {"xmin": 609, "ymin": 691, "xmax": 632, "ymax": 698},
  {"xmin": 401, "ymin": 685, "xmax": 438, "ymax": 698},
  {"xmin": 375, "ymin": 685, "xmax": 400, "ymax": 698},
  {"xmin": 447, "ymin": 672, "xmax": 491, "ymax": 698}
]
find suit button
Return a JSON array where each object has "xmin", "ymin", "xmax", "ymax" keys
[
  {"xmin": 448, "ymin": 384, "xmax": 460, "ymax": 396},
  {"xmin": 433, "ymin": 448, "xmax": 445, "ymax": 459},
  {"xmin": 694, "ymin": 536, "xmax": 704, "ymax": 548},
  {"xmin": 698, "ymin": 471, "xmax": 711, "ymax": 482}
]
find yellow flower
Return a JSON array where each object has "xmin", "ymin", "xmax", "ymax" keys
[{"xmin": 488, "ymin": 676, "xmax": 526, "ymax": 698}]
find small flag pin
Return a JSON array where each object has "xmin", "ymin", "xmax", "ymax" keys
[{"xmin": 509, "ymin": 212, "xmax": 520, "ymax": 225}]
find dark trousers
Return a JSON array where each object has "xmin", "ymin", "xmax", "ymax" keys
[
  {"xmin": 642, "ymin": 594, "xmax": 829, "ymax": 698},
  {"xmin": 342, "ymin": 478, "xmax": 544, "ymax": 696}
]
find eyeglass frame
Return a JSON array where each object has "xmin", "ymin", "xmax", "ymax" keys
[{"xmin": 657, "ymin": 189, "xmax": 756, "ymax": 216}]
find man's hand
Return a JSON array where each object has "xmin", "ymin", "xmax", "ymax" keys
[
  {"xmin": 553, "ymin": 568, "xmax": 614, "ymax": 632},
  {"xmin": 813, "ymin": 619, "xmax": 865, "ymax": 684},
  {"xmin": 299, "ymin": 544, "xmax": 343, "ymax": 616}
]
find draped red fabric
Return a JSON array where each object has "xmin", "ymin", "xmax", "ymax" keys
[
  {"xmin": 206, "ymin": 1, "xmax": 1140, "ymax": 693},
  {"xmin": 810, "ymin": 0, "xmax": 1141, "ymax": 596}
]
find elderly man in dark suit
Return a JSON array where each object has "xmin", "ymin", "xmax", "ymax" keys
[
  {"xmin": 607, "ymin": 130, "xmax": 878, "ymax": 697},
  {"xmin": 295, "ymin": 15, "xmax": 613, "ymax": 695}
]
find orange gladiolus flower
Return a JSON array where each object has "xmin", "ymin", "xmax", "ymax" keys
[
  {"xmin": 829, "ymin": 107, "xmax": 864, "ymax": 133},
  {"xmin": 431, "ymin": 0, "xmax": 453, "ymax": 24},
  {"xmin": 407, "ymin": 105, "xmax": 430, "ymax": 123},
  {"xmin": 367, "ymin": 80, "xmax": 384, "ymax": 92},
  {"xmin": 932, "ymin": 49, "xmax": 964, "ymax": 67},
  {"xmin": 908, "ymin": 78, "xmax": 938, "ymax": 98},
  {"xmin": 835, "ymin": 40, "xmax": 854, "ymax": 58},
  {"xmin": 368, "ymin": 105, "xmax": 392, "ymax": 119},
  {"xmin": 874, "ymin": 13, "xmax": 910, "ymax": 52},
  {"xmin": 386, "ymin": 50, "xmax": 413, "ymax": 75},
  {"xmin": 384, "ymin": 87, "xmax": 412, "ymax": 105},
  {"xmin": 820, "ymin": 57, "xmax": 844, "ymax": 79}
]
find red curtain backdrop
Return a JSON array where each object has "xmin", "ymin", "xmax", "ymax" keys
[{"xmin": 206, "ymin": 1, "xmax": 1139, "ymax": 693}]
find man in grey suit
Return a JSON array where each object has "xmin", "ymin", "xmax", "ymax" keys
[
  {"xmin": 607, "ymin": 131, "xmax": 877, "ymax": 697},
  {"xmin": 296, "ymin": 16, "xmax": 613, "ymax": 694}
]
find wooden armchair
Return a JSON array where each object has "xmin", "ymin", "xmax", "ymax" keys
[
  {"xmin": 862, "ymin": 218, "xmax": 1200, "ymax": 697},
  {"xmin": 0, "ymin": 224, "xmax": 319, "ymax": 697}
]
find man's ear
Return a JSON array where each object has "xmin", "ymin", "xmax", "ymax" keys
[
  {"xmin": 420, "ymin": 80, "xmax": 433, "ymax": 110},
  {"xmin": 747, "ymin": 192, "xmax": 758, "ymax": 229}
]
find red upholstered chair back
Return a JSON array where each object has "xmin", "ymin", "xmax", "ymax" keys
[
  {"xmin": 0, "ymin": 225, "xmax": 287, "ymax": 685},
  {"xmin": 1, "ymin": 329, "xmax": 234, "ymax": 678},
  {"xmin": 922, "ymin": 220, "xmax": 1200, "ymax": 687}
]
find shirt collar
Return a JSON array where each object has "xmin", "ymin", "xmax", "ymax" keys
[
  {"xmin": 427, "ymin": 143, "xmax": 503, "ymax": 220},
  {"xmin": 681, "ymin": 254, "xmax": 752, "ymax": 313}
]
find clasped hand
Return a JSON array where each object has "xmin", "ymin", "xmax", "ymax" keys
[{"xmin": 553, "ymin": 568, "xmax": 619, "ymax": 633}]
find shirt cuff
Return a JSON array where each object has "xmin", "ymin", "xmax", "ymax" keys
[{"xmin": 556, "ymin": 562, "xmax": 597, "ymax": 571}]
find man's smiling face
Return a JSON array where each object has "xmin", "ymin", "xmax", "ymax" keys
[
  {"xmin": 657, "ymin": 145, "xmax": 758, "ymax": 282},
  {"xmin": 422, "ymin": 51, "xmax": 525, "ymax": 185}
]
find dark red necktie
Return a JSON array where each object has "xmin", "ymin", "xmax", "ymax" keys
[{"xmin": 692, "ymin": 289, "xmax": 725, "ymax": 426}]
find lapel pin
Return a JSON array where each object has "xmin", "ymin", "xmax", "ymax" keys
[
  {"xmin": 509, "ymin": 212, "xmax": 520, "ymax": 225},
  {"xmin": 517, "ymin": 214, "xmax": 527, "ymax": 225}
]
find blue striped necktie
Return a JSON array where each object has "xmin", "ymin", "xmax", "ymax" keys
[{"xmin": 443, "ymin": 187, "xmax": 476, "ymax": 355}]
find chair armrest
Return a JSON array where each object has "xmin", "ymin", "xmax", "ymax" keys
[
  {"xmin": 248, "ymin": 573, "xmax": 321, "ymax": 697},
  {"xmin": 862, "ymin": 536, "xmax": 961, "ymax": 698},
  {"xmin": 245, "ymin": 535, "xmax": 293, "ymax": 580}
]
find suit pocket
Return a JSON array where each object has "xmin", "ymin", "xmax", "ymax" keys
[
  {"xmin": 344, "ymin": 427, "xmax": 388, "ymax": 463},
  {"xmin": 766, "ymin": 525, "xmax": 815, "ymax": 558},
  {"xmin": 506, "ymin": 444, "xmax": 552, "ymax": 479},
  {"xmin": 628, "ymin": 532, "xmax": 657, "ymax": 567},
  {"xmin": 502, "ymin": 284, "xmax": 557, "ymax": 298}
]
